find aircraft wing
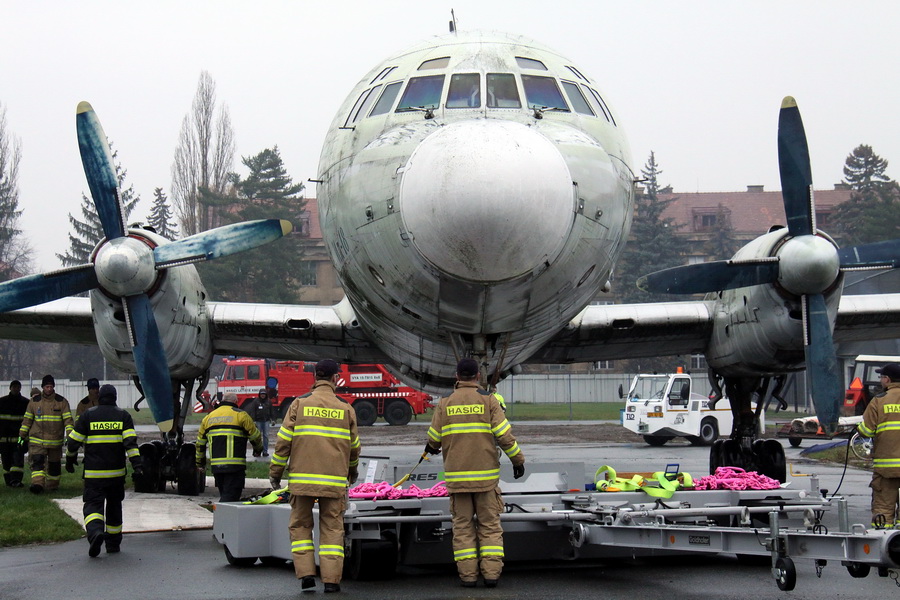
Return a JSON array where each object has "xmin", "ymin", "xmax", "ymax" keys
[
  {"xmin": 528, "ymin": 300, "xmax": 715, "ymax": 364},
  {"xmin": 833, "ymin": 292, "xmax": 900, "ymax": 343},
  {"xmin": 0, "ymin": 296, "xmax": 388, "ymax": 364}
]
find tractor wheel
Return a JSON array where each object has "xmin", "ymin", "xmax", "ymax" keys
[{"xmin": 697, "ymin": 418, "xmax": 719, "ymax": 446}]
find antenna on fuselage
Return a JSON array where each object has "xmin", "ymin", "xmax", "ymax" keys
[{"xmin": 449, "ymin": 9, "xmax": 457, "ymax": 33}]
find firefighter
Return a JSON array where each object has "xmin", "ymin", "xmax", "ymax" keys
[
  {"xmin": 18, "ymin": 374, "xmax": 73, "ymax": 494},
  {"xmin": 269, "ymin": 359, "xmax": 360, "ymax": 594},
  {"xmin": 196, "ymin": 392, "xmax": 264, "ymax": 502},
  {"xmin": 425, "ymin": 358, "xmax": 525, "ymax": 588},
  {"xmin": 0, "ymin": 380, "xmax": 28, "ymax": 487},
  {"xmin": 66, "ymin": 384, "xmax": 143, "ymax": 556},
  {"xmin": 75, "ymin": 378, "xmax": 100, "ymax": 418},
  {"xmin": 858, "ymin": 362, "xmax": 900, "ymax": 528}
]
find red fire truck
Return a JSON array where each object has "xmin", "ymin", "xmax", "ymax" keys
[{"xmin": 215, "ymin": 357, "xmax": 433, "ymax": 426}]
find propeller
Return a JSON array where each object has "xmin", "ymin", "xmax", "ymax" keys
[
  {"xmin": 636, "ymin": 96, "xmax": 900, "ymax": 433},
  {"xmin": 0, "ymin": 102, "xmax": 292, "ymax": 431}
]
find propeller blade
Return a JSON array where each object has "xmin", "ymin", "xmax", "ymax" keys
[
  {"xmin": 637, "ymin": 258, "xmax": 779, "ymax": 295},
  {"xmin": 76, "ymin": 102, "xmax": 126, "ymax": 240},
  {"xmin": 777, "ymin": 96, "xmax": 814, "ymax": 237},
  {"xmin": 123, "ymin": 294, "xmax": 174, "ymax": 431},
  {"xmin": 0, "ymin": 265, "xmax": 98, "ymax": 313},
  {"xmin": 838, "ymin": 238, "xmax": 900, "ymax": 269},
  {"xmin": 153, "ymin": 219, "xmax": 293, "ymax": 268},
  {"xmin": 802, "ymin": 293, "xmax": 842, "ymax": 434}
]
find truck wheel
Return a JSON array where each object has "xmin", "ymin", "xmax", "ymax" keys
[
  {"xmin": 384, "ymin": 400, "xmax": 412, "ymax": 426},
  {"xmin": 642, "ymin": 435, "xmax": 671, "ymax": 447},
  {"xmin": 696, "ymin": 418, "xmax": 719, "ymax": 446},
  {"xmin": 354, "ymin": 400, "xmax": 377, "ymax": 426}
]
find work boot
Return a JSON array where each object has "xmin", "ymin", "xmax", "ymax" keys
[
  {"xmin": 29, "ymin": 483, "xmax": 43, "ymax": 494},
  {"xmin": 460, "ymin": 580, "xmax": 477, "ymax": 588},
  {"xmin": 324, "ymin": 583, "xmax": 340, "ymax": 593},
  {"xmin": 301, "ymin": 576, "xmax": 315, "ymax": 591},
  {"xmin": 88, "ymin": 535, "xmax": 104, "ymax": 558},
  {"xmin": 106, "ymin": 544, "xmax": 120, "ymax": 554},
  {"xmin": 484, "ymin": 578, "xmax": 499, "ymax": 588},
  {"xmin": 8, "ymin": 480, "xmax": 23, "ymax": 488}
]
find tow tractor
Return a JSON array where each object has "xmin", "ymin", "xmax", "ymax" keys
[
  {"xmin": 214, "ymin": 459, "xmax": 900, "ymax": 591},
  {"xmin": 620, "ymin": 370, "xmax": 759, "ymax": 447}
]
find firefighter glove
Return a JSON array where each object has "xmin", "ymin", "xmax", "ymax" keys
[
  {"xmin": 513, "ymin": 464, "xmax": 525, "ymax": 479},
  {"xmin": 65, "ymin": 455, "xmax": 77, "ymax": 473},
  {"xmin": 269, "ymin": 476, "xmax": 281, "ymax": 490},
  {"xmin": 348, "ymin": 468, "xmax": 358, "ymax": 485},
  {"xmin": 132, "ymin": 466, "xmax": 145, "ymax": 482},
  {"xmin": 423, "ymin": 443, "xmax": 440, "ymax": 456},
  {"xmin": 196, "ymin": 457, "xmax": 206, "ymax": 470},
  {"xmin": 17, "ymin": 436, "xmax": 27, "ymax": 452}
]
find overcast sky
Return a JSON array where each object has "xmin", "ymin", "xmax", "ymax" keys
[{"xmin": 3, "ymin": 1, "xmax": 899, "ymax": 271}]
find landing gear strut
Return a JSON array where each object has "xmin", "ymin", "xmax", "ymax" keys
[
  {"xmin": 134, "ymin": 373, "xmax": 209, "ymax": 496},
  {"xmin": 708, "ymin": 373, "xmax": 787, "ymax": 483}
]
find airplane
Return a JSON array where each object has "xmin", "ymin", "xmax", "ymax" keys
[{"xmin": 2, "ymin": 27, "xmax": 900, "ymax": 491}]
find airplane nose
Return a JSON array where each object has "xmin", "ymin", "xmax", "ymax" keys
[{"xmin": 399, "ymin": 120, "xmax": 574, "ymax": 282}]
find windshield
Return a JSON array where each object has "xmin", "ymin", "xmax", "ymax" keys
[{"xmin": 628, "ymin": 377, "xmax": 668, "ymax": 401}]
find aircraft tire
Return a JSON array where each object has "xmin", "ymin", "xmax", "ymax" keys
[
  {"xmin": 383, "ymin": 400, "xmax": 412, "ymax": 426},
  {"xmin": 354, "ymin": 400, "xmax": 377, "ymax": 426},
  {"xmin": 709, "ymin": 439, "xmax": 725, "ymax": 474},
  {"xmin": 176, "ymin": 443, "xmax": 203, "ymax": 496},
  {"xmin": 756, "ymin": 439, "xmax": 786, "ymax": 483},
  {"xmin": 135, "ymin": 443, "xmax": 160, "ymax": 493}
]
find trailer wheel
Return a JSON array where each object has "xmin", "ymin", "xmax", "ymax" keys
[
  {"xmin": 788, "ymin": 436, "xmax": 802, "ymax": 448},
  {"xmin": 345, "ymin": 537, "xmax": 398, "ymax": 580},
  {"xmin": 697, "ymin": 418, "xmax": 719, "ymax": 446},
  {"xmin": 846, "ymin": 562, "xmax": 871, "ymax": 578},
  {"xmin": 642, "ymin": 435, "xmax": 671, "ymax": 446},
  {"xmin": 384, "ymin": 400, "xmax": 412, "ymax": 426},
  {"xmin": 774, "ymin": 556, "xmax": 796, "ymax": 591},
  {"xmin": 176, "ymin": 443, "xmax": 204, "ymax": 496},
  {"xmin": 224, "ymin": 544, "xmax": 257, "ymax": 567},
  {"xmin": 354, "ymin": 400, "xmax": 377, "ymax": 426}
]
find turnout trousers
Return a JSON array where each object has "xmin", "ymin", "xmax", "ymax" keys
[
  {"xmin": 870, "ymin": 472, "xmax": 900, "ymax": 525},
  {"xmin": 213, "ymin": 470, "xmax": 246, "ymax": 502},
  {"xmin": 83, "ymin": 480, "xmax": 126, "ymax": 549},
  {"xmin": 0, "ymin": 441, "xmax": 24, "ymax": 486},
  {"xmin": 288, "ymin": 495, "xmax": 346, "ymax": 584},
  {"xmin": 450, "ymin": 486, "xmax": 505, "ymax": 582},
  {"xmin": 28, "ymin": 445, "xmax": 62, "ymax": 491}
]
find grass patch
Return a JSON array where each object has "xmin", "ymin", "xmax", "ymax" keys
[
  {"xmin": 801, "ymin": 442, "xmax": 873, "ymax": 471},
  {"xmin": 0, "ymin": 471, "xmax": 85, "ymax": 547}
]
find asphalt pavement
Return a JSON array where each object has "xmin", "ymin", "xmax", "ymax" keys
[{"xmin": 0, "ymin": 428, "xmax": 894, "ymax": 600}]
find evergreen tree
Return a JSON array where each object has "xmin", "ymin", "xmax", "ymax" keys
[
  {"xmin": 614, "ymin": 151, "xmax": 684, "ymax": 304},
  {"xmin": 702, "ymin": 203, "xmax": 740, "ymax": 260},
  {"xmin": 57, "ymin": 145, "xmax": 141, "ymax": 266},
  {"xmin": 832, "ymin": 145, "xmax": 900, "ymax": 246},
  {"xmin": 197, "ymin": 147, "xmax": 306, "ymax": 303},
  {"xmin": 147, "ymin": 188, "xmax": 180, "ymax": 240}
]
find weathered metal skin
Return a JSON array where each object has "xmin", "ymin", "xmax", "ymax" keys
[
  {"xmin": 705, "ymin": 228, "xmax": 843, "ymax": 377},
  {"xmin": 316, "ymin": 31, "xmax": 634, "ymax": 388},
  {"xmin": 89, "ymin": 228, "xmax": 213, "ymax": 380}
]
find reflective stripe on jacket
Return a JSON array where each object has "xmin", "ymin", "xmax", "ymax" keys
[
  {"xmin": 427, "ymin": 380, "xmax": 524, "ymax": 493},
  {"xmin": 19, "ymin": 394, "xmax": 73, "ymax": 448},
  {"xmin": 67, "ymin": 403, "xmax": 141, "ymax": 481},
  {"xmin": 196, "ymin": 402, "xmax": 263, "ymax": 473},
  {"xmin": 860, "ymin": 382, "xmax": 900, "ymax": 476},
  {"xmin": 269, "ymin": 379, "xmax": 360, "ymax": 499}
]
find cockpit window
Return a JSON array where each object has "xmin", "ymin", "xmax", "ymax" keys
[
  {"xmin": 515, "ymin": 56, "xmax": 548, "ymax": 71},
  {"xmin": 396, "ymin": 75, "xmax": 445, "ymax": 112},
  {"xmin": 584, "ymin": 86, "xmax": 616, "ymax": 125},
  {"xmin": 486, "ymin": 73, "xmax": 521, "ymax": 108},
  {"xmin": 447, "ymin": 73, "xmax": 481, "ymax": 108},
  {"xmin": 418, "ymin": 57, "xmax": 450, "ymax": 70},
  {"xmin": 522, "ymin": 75, "xmax": 569, "ymax": 111},
  {"xmin": 369, "ymin": 81, "xmax": 403, "ymax": 117},
  {"xmin": 346, "ymin": 84, "xmax": 382, "ymax": 125},
  {"xmin": 561, "ymin": 81, "xmax": 594, "ymax": 116},
  {"xmin": 565, "ymin": 65, "xmax": 588, "ymax": 81},
  {"xmin": 370, "ymin": 66, "xmax": 397, "ymax": 84}
]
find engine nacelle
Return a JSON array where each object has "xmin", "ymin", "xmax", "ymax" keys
[
  {"xmin": 90, "ymin": 228, "xmax": 213, "ymax": 381},
  {"xmin": 706, "ymin": 227, "xmax": 843, "ymax": 377}
]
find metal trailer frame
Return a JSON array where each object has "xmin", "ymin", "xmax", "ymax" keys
[{"xmin": 212, "ymin": 460, "xmax": 900, "ymax": 591}]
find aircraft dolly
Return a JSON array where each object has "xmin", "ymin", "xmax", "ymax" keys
[{"xmin": 212, "ymin": 459, "xmax": 900, "ymax": 591}]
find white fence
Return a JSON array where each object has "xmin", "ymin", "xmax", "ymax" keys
[{"xmin": 4, "ymin": 379, "xmax": 153, "ymax": 410}]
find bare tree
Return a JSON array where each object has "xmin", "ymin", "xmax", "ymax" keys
[
  {"xmin": 0, "ymin": 103, "xmax": 31, "ymax": 279},
  {"xmin": 171, "ymin": 71, "xmax": 236, "ymax": 235}
]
